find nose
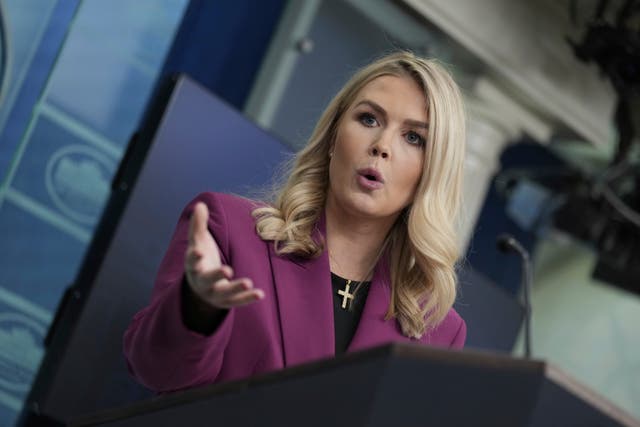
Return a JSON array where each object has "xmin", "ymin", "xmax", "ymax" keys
[
  {"xmin": 369, "ymin": 133, "xmax": 391, "ymax": 159},
  {"xmin": 371, "ymin": 146, "xmax": 388, "ymax": 158}
]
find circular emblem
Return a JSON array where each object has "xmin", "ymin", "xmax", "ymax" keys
[
  {"xmin": 0, "ymin": 312, "xmax": 45, "ymax": 393},
  {"xmin": 45, "ymin": 144, "xmax": 116, "ymax": 224}
]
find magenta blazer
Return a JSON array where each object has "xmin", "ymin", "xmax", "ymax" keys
[{"xmin": 123, "ymin": 192, "xmax": 466, "ymax": 392}]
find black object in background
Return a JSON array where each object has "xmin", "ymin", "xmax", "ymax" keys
[
  {"xmin": 466, "ymin": 142, "xmax": 568, "ymax": 297},
  {"xmin": 455, "ymin": 266, "xmax": 524, "ymax": 353},
  {"xmin": 496, "ymin": 234, "xmax": 533, "ymax": 358},
  {"xmin": 20, "ymin": 74, "xmax": 293, "ymax": 426}
]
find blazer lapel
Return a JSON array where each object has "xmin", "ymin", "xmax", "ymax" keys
[
  {"xmin": 267, "ymin": 221, "xmax": 335, "ymax": 367},
  {"xmin": 347, "ymin": 258, "xmax": 410, "ymax": 352}
]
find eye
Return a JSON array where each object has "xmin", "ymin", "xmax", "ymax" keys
[
  {"xmin": 405, "ymin": 131, "xmax": 426, "ymax": 147},
  {"xmin": 358, "ymin": 112, "xmax": 378, "ymax": 127}
]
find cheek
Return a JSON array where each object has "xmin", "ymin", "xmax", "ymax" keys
[
  {"xmin": 333, "ymin": 125, "xmax": 365, "ymax": 169},
  {"xmin": 395, "ymin": 150, "xmax": 424, "ymax": 190},
  {"xmin": 335, "ymin": 124, "xmax": 358, "ymax": 154}
]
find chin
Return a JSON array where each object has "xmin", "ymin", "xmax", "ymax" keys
[{"xmin": 344, "ymin": 192, "xmax": 389, "ymax": 218}]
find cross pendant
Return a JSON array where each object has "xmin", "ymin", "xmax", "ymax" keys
[{"xmin": 337, "ymin": 280, "xmax": 354, "ymax": 309}]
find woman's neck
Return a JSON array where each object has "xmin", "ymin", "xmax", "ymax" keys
[{"xmin": 324, "ymin": 197, "xmax": 396, "ymax": 281}]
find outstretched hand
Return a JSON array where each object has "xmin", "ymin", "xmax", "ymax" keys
[{"xmin": 184, "ymin": 202, "xmax": 264, "ymax": 309}]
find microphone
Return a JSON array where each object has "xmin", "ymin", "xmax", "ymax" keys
[
  {"xmin": 496, "ymin": 233, "xmax": 533, "ymax": 358},
  {"xmin": 497, "ymin": 234, "xmax": 527, "ymax": 256}
]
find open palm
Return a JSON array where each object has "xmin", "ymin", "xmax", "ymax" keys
[{"xmin": 184, "ymin": 202, "xmax": 264, "ymax": 309}]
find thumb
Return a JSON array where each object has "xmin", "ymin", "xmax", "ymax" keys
[{"xmin": 188, "ymin": 202, "xmax": 209, "ymax": 246}]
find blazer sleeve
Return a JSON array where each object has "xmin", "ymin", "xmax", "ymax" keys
[{"xmin": 123, "ymin": 192, "xmax": 235, "ymax": 392}]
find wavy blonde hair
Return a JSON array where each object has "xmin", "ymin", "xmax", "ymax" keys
[{"xmin": 253, "ymin": 51, "xmax": 466, "ymax": 338}]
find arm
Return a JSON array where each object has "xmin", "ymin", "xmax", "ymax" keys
[{"xmin": 123, "ymin": 193, "xmax": 260, "ymax": 392}]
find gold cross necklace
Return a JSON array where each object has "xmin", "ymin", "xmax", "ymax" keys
[
  {"xmin": 329, "ymin": 251, "xmax": 370, "ymax": 311},
  {"xmin": 337, "ymin": 280, "xmax": 355, "ymax": 309}
]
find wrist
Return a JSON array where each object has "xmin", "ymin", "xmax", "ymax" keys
[{"xmin": 181, "ymin": 276, "xmax": 228, "ymax": 335}]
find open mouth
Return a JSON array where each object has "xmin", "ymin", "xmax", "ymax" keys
[
  {"xmin": 356, "ymin": 168, "xmax": 384, "ymax": 190},
  {"xmin": 357, "ymin": 168, "xmax": 384, "ymax": 184}
]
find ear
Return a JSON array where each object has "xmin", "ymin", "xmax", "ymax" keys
[{"xmin": 327, "ymin": 138, "xmax": 336, "ymax": 158}]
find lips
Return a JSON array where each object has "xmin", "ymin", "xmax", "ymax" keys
[
  {"xmin": 356, "ymin": 167, "xmax": 384, "ymax": 191},
  {"xmin": 357, "ymin": 167, "xmax": 384, "ymax": 183}
]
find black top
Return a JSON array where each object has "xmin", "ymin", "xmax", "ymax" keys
[{"xmin": 331, "ymin": 272, "xmax": 371, "ymax": 355}]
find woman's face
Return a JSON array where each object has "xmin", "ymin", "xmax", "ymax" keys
[{"xmin": 328, "ymin": 74, "xmax": 427, "ymax": 223}]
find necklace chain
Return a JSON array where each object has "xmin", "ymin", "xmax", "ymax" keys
[
  {"xmin": 329, "ymin": 250, "xmax": 373, "ymax": 310},
  {"xmin": 328, "ymin": 250, "xmax": 371, "ymax": 283}
]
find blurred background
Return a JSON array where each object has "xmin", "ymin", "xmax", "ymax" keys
[{"xmin": 0, "ymin": 0, "xmax": 638, "ymax": 425}]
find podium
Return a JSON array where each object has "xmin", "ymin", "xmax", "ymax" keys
[{"xmin": 70, "ymin": 344, "xmax": 639, "ymax": 427}]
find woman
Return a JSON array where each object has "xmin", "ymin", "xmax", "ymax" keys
[{"xmin": 124, "ymin": 51, "xmax": 467, "ymax": 393}]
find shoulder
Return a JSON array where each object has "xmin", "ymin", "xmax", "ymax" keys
[
  {"xmin": 190, "ymin": 192, "xmax": 267, "ymax": 228},
  {"xmin": 423, "ymin": 307, "xmax": 467, "ymax": 350},
  {"xmin": 195, "ymin": 191, "xmax": 264, "ymax": 214}
]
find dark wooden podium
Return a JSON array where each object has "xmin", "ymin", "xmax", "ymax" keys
[{"xmin": 70, "ymin": 344, "xmax": 639, "ymax": 427}]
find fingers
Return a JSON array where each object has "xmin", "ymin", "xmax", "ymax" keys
[
  {"xmin": 199, "ymin": 264, "xmax": 233, "ymax": 282},
  {"xmin": 205, "ymin": 278, "xmax": 264, "ymax": 308},
  {"xmin": 224, "ymin": 289, "xmax": 264, "ymax": 307},
  {"xmin": 185, "ymin": 250, "xmax": 232, "ymax": 281},
  {"xmin": 212, "ymin": 277, "xmax": 253, "ymax": 297},
  {"xmin": 186, "ymin": 263, "xmax": 264, "ymax": 308},
  {"xmin": 188, "ymin": 202, "xmax": 209, "ymax": 246},
  {"xmin": 184, "ymin": 246, "xmax": 203, "ymax": 269}
]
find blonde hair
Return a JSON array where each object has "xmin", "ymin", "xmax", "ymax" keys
[{"xmin": 253, "ymin": 51, "xmax": 466, "ymax": 338}]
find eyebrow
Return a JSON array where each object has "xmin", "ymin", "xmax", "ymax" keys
[{"xmin": 354, "ymin": 99, "xmax": 429, "ymax": 129}]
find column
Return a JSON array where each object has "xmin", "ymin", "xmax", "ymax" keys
[{"xmin": 459, "ymin": 78, "xmax": 553, "ymax": 250}]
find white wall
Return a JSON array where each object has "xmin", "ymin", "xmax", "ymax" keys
[{"xmin": 514, "ymin": 237, "xmax": 640, "ymax": 419}]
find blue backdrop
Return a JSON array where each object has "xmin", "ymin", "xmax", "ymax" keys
[{"xmin": 0, "ymin": 1, "xmax": 284, "ymax": 425}]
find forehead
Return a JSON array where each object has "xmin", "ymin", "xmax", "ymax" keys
[{"xmin": 352, "ymin": 74, "xmax": 428, "ymax": 119}]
